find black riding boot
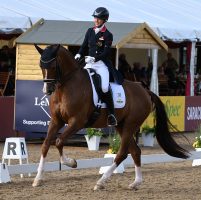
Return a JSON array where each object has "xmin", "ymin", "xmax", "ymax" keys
[{"xmin": 102, "ymin": 90, "xmax": 118, "ymax": 126}]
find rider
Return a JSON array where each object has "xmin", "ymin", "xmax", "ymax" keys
[{"xmin": 75, "ymin": 7, "xmax": 122, "ymax": 126}]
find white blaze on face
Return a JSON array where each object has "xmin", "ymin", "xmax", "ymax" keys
[{"xmin": 43, "ymin": 69, "xmax": 48, "ymax": 94}]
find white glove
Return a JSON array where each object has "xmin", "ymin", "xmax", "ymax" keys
[
  {"xmin": 75, "ymin": 54, "xmax": 81, "ymax": 60},
  {"xmin": 85, "ymin": 56, "xmax": 95, "ymax": 64}
]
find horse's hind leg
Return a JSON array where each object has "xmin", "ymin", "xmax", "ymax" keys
[
  {"xmin": 32, "ymin": 120, "xmax": 64, "ymax": 187},
  {"xmin": 128, "ymin": 136, "xmax": 142, "ymax": 190},
  {"xmin": 94, "ymin": 125, "xmax": 131, "ymax": 190}
]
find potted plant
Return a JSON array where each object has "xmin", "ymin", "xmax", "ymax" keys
[
  {"xmin": 192, "ymin": 126, "xmax": 201, "ymax": 166},
  {"xmin": 192, "ymin": 129, "xmax": 201, "ymax": 150},
  {"xmin": 85, "ymin": 128, "xmax": 103, "ymax": 151},
  {"xmin": 107, "ymin": 133, "xmax": 121, "ymax": 154},
  {"xmin": 141, "ymin": 124, "xmax": 155, "ymax": 147},
  {"xmin": 99, "ymin": 133, "xmax": 125, "ymax": 174}
]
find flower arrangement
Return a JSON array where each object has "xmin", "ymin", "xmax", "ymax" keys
[
  {"xmin": 107, "ymin": 133, "xmax": 121, "ymax": 154},
  {"xmin": 141, "ymin": 124, "xmax": 156, "ymax": 136},
  {"xmin": 193, "ymin": 126, "xmax": 201, "ymax": 148},
  {"xmin": 193, "ymin": 136, "xmax": 201, "ymax": 148},
  {"xmin": 86, "ymin": 128, "xmax": 103, "ymax": 140}
]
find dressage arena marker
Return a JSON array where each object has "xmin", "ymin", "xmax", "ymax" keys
[
  {"xmin": 0, "ymin": 150, "xmax": 201, "ymax": 183},
  {"xmin": 0, "ymin": 163, "xmax": 11, "ymax": 183},
  {"xmin": 2, "ymin": 137, "xmax": 31, "ymax": 178}
]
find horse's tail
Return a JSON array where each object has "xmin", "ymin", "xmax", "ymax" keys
[{"xmin": 149, "ymin": 91, "xmax": 190, "ymax": 159}]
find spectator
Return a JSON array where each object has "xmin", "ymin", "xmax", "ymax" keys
[
  {"xmin": 133, "ymin": 62, "xmax": 142, "ymax": 81},
  {"xmin": 162, "ymin": 52, "xmax": 179, "ymax": 77},
  {"xmin": 118, "ymin": 53, "xmax": 130, "ymax": 78},
  {"xmin": 162, "ymin": 53, "xmax": 179, "ymax": 95}
]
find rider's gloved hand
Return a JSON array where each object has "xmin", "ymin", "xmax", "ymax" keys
[
  {"xmin": 85, "ymin": 56, "xmax": 95, "ymax": 64},
  {"xmin": 74, "ymin": 54, "xmax": 81, "ymax": 61}
]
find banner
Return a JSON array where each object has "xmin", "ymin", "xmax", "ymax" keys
[
  {"xmin": 185, "ymin": 96, "xmax": 201, "ymax": 131},
  {"xmin": 161, "ymin": 96, "xmax": 185, "ymax": 131},
  {"xmin": 142, "ymin": 96, "xmax": 185, "ymax": 132},
  {"xmin": 15, "ymin": 80, "xmax": 50, "ymax": 132}
]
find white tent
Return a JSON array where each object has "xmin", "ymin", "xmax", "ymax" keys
[{"xmin": 1, "ymin": 0, "xmax": 201, "ymax": 41}]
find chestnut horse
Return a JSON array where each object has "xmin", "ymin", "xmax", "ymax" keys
[{"xmin": 33, "ymin": 44, "xmax": 189, "ymax": 190}]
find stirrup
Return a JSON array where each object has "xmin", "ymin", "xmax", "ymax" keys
[{"xmin": 107, "ymin": 114, "xmax": 118, "ymax": 126}]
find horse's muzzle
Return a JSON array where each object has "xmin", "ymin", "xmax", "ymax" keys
[{"xmin": 43, "ymin": 82, "xmax": 56, "ymax": 95}]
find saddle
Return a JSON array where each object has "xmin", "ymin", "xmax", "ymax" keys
[
  {"xmin": 86, "ymin": 68, "xmax": 125, "ymax": 108},
  {"xmin": 84, "ymin": 68, "xmax": 125, "ymax": 127}
]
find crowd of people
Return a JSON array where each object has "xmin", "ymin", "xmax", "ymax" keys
[
  {"xmin": 117, "ymin": 52, "xmax": 195, "ymax": 96},
  {"xmin": 118, "ymin": 53, "xmax": 152, "ymax": 88}
]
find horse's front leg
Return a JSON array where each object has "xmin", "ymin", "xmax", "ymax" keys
[
  {"xmin": 55, "ymin": 120, "xmax": 83, "ymax": 168},
  {"xmin": 32, "ymin": 120, "xmax": 64, "ymax": 187}
]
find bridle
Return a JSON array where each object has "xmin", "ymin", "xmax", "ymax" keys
[
  {"xmin": 40, "ymin": 56, "xmax": 62, "ymax": 84},
  {"xmin": 40, "ymin": 54, "xmax": 80, "ymax": 86}
]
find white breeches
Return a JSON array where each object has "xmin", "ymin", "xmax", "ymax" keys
[{"xmin": 84, "ymin": 60, "xmax": 109, "ymax": 93}]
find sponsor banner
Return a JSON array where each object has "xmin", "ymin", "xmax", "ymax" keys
[
  {"xmin": 142, "ymin": 96, "xmax": 185, "ymax": 132},
  {"xmin": 15, "ymin": 80, "xmax": 50, "ymax": 132},
  {"xmin": 185, "ymin": 96, "xmax": 201, "ymax": 131},
  {"xmin": 161, "ymin": 96, "xmax": 185, "ymax": 131}
]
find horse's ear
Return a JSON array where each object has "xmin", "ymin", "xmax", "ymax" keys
[{"xmin": 34, "ymin": 44, "xmax": 44, "ymax": 55}]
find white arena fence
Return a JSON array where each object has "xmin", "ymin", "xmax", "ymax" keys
[{"xmin": 4, "ymin": 151, "xmax": 201, "ymax": 176}]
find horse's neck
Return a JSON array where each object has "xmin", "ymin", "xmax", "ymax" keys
[
  {"xmin": 58, "ymin": 48, "xmax": 90, "ymax": 90},
  {"xmin": 59, "ymin": 48, "xmax": 78, "ymax": 75}
]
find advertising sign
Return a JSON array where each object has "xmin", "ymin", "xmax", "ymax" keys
[
  {"xmin": 142, "ymin": 96, "xmax": 185, "ymax": 132},
  {"xmin": 185, "ymin": 96, "xmax": 201, "ymax": 131},
  {"xmin": 161, "ymin": 96, "xmax": 185, "ymax": 131},
  {"xmin": 15, "ymin": 80, "xmax": 50, "ymax": 132}
]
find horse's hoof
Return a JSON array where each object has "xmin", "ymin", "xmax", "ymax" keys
[
  {"xmin": 128, "ymin": 181, "xmax": 141, "ymax": 190},
  {"xmin": 94, "ymin": 184, "xmax": 105, "ymax": 191},
  {"xmin": 32, "ymin": 179, "xmax": 42, "ymax": 187},
  {"xmin": 71, "ymin": 159, "xmax": 77, "ymax": 168},
  {"xmin": 63, "ymin": 158, "xmax": 77, "ymax": 168}
]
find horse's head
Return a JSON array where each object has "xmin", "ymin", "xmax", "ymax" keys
[{"xmin": 35, "ymin": 44, "xmax": 61, "ymax": 95}]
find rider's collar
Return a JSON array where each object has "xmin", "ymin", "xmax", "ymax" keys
[{"xmin": 93, "ymin": 24, "xmax": 106, "ymax": 33}]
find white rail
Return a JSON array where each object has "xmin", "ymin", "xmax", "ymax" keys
[{"xmin": 5, "ymin": 151, "xmax": 201, "ymax": 176}]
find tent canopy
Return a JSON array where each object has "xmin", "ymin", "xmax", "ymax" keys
[
  {"xmin": 16, "ymin": 19, "xmax": 168, "ymax": 51},
  {"xmin": 1, "ymin": 0, "xmax": 201, "ymax": 41}
]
